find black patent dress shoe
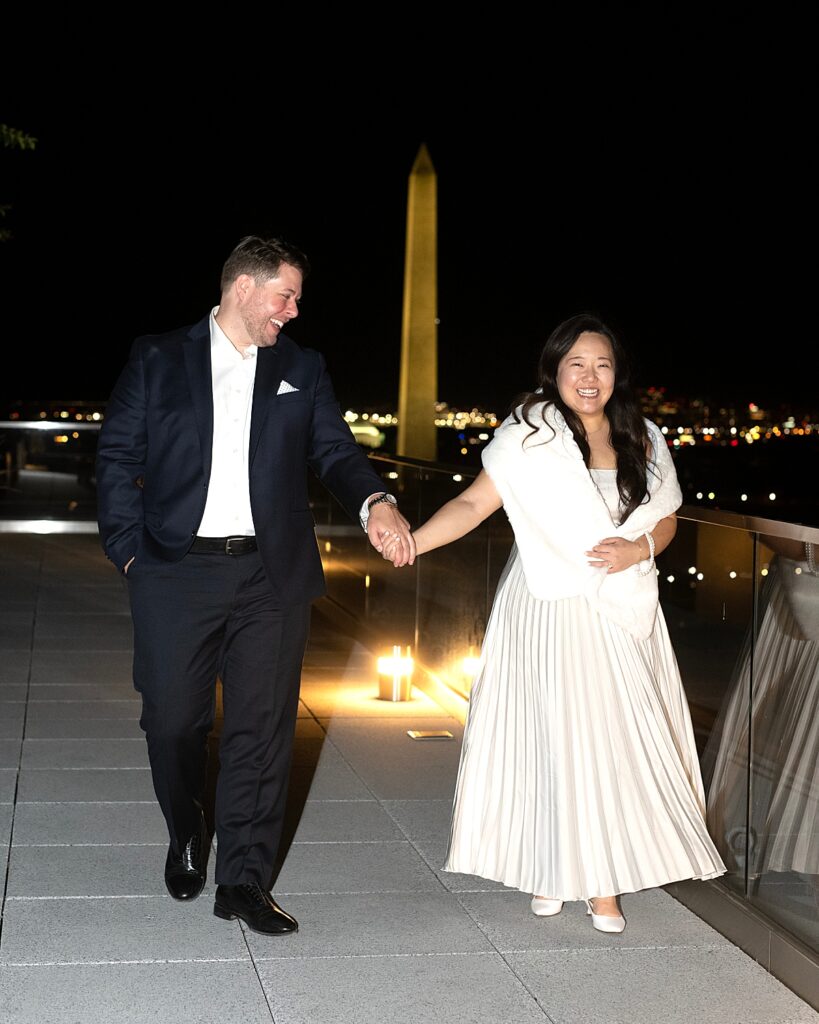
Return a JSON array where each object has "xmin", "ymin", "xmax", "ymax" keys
[
  {"xmin": 164, "ymin": 816, "xmax": 208, "ymax": 901},
  {"xmin": 213, "ymin": 883, "xmax": 298, "ymax": 934}
]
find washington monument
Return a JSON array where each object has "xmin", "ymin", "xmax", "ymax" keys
[{"xmin": 397, "ymin": 144, "xmax": 438, "ymax": 460}]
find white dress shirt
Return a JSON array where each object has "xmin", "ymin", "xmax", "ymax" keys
[{"xmin": 196, "ymin": 308, "xmax": 257, "ymax": 537}]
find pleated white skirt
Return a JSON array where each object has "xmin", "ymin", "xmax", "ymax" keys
[{"xmin": 443, "ymin": 546, "xmax": 726, "ymax": 900}]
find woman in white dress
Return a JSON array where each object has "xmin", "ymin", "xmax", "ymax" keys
[{"xmin": 384, "ymin": 314, "xmax": 725, "ymax": 933}]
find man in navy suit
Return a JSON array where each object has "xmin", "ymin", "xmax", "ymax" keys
[{"xmin": 96, "ymin": 235, "xmax": 415, "ymax": 935}]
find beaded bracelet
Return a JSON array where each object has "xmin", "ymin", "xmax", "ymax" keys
[
  {"xmin": 806, "ymin": 542, "xmax": 818, "ymax": 576},
  {"xmin": 635, "ymin": 530, "xmax": 656, "ymax": 577}
]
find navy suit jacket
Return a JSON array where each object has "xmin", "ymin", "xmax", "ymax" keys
[{"xmin": 95, "ymin": 315, "xmax": 387, "ymax": 604}]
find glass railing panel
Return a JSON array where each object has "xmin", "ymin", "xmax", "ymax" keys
[
  {"xmin": 412, "ymin": 469, "xmax": 511, "ymax": 700},
  {"xmin": 0, "ymin": 422, "xmax": 100, "ymax": 523},
  {"xmin": 312, "ymin": 458, "xmax": 423, "ymax": 663},
  {"xmin": 666, "ymin": 517, "xmax": 757, "ymax": 901},
  {"xmin": 369, "ymin": 463, "xmax": 428, "ymax": 653},
  {"xmin": 310, "ymin": 456, "xmax": 509, "ymax": 700},
  {"xmin": 744, "ymin": 531, "xmax": 819, "ymax": 950},
  {"xmin": 311, "ymin": 477, "xmax": 373, "ymax": 627}
]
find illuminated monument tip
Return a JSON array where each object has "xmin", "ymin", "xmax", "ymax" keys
[
  {"xmin": 397, "ymin": 142, "xmax": 438, "ymax": 461},
  {"xmin": 411, "ymin": 142, "xmax": 435, "ymax": 176}
]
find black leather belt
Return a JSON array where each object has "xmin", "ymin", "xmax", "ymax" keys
[{"xmin": 190, "ymin": 535, "xmax": 258, "ymax": 555}]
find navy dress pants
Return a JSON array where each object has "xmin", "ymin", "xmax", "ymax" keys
[{"xmin": 126, "ymin": 549, "xmax": 311, "ymax": 887}]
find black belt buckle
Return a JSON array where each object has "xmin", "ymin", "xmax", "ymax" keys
[{"xmin": 191, "ymin": 535, "xmax": 256, "ymax": 555}]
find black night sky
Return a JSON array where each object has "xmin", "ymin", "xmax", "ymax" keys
[{"xmin": 1, "ymin": 8, "xmax": 812, "ymax": 416}]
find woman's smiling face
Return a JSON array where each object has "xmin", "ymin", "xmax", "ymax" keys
[{"xmin": 556, "ymin": 331, "xmax": 615, "ymax": 424}]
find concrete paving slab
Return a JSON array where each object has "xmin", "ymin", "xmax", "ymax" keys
[
  {"xmin": 25, "ymin": 698, "xmax": 142, "ymax": 721},
  {"xmin": 0, "ymin": 802, "xmax": 12, "ymax": 845},
  {"xmin": 301, "ymin": 665, "xmax": 378, "ymax": 682},
  {"xmin": 0, "ymin": 581, "xmax": 38, "ymax": 604},
  {"xmin": 0, "ymin": 896, "xmax": 250, "ymax": 966},
  {"xmin": 0, "ymin": 960, "xmax": 273, "ymax": 1024},
  {"xmin": 300, "ymin": 665, "xmax": 378, "ymax": 688},
  {"xmin": 0, "ymin": 702, "xmax": 24, "ymax": 738},
  {"xmin": 318, "ymin": 719, "xmax": 463, "ymax": 800},
  {"xmin": 289, "ymin": 800, "xmax": 405, "ymax": 843},
  {"xmin": 0, "ymin": 650, "xmax": 32, "ymax": 685},
  {"xmin": 302, "ymin": 643, "xmax": 373, "ymax": 669},
  {"xmin": 32, "ymin": 614, "xmax": 134, "ymax": 650},
  {"xmin": 30, "ymin": 650, "xmax": 134, "ymax": 685},
  {"xmin": 16, "ymin": 767, "xmax": 155, "ymax": 802},
  {"xmin": 273, "ymin": 840, "xmax": 442, "ymax": 895},
  {"xmin": 247, "ymin": 891, "xmax": 494, "ymax": 959},
  {"xmin": 411, "ymin": 837, "xmax": 510, "ymax": 893},
  {"xmin": 34, "ymin": 584, "xmax": 129, "ymax": 614},
  {"xmin": 21, "ymin": 738, "xmax": 148, "ymax": 769},
  {"xmin": 382, "ymin": 798, "xmax": 457, "ymax": 840},
  {"xmin": 287, "ymin": 720, "xmax": 378, "ymax": 801},
  {"xmin": 0, "ymin": 768, "xmax": 17, "ymax": 802},
  {"xmin": 6, "ymin": 842, "xmax": 183, "ymax": 897},
  {"xmin": 456, "ymin": 887, "xmax": 737, "ymax": 952},
  {"xmin": 292, "ymin": 716, "xmax": 330, "ymax": 744},
  {"xmin": 33, "ymin": 610, "xmax": 130, "ymax": 634},
  {"xmin": 28, "ymin": 683, "xmax": 138, "ymax": 702},
  {"xmin": 12, "ymin": 801, "xmax": 167, "ymax": 844},
  {"xmin": 288, "ymin": 752, "xmax": 374, "ymax": 801},
  {"xmin": 0, "ymin": 684, "xmax": 27, "ymax": 700},
  {"xmin": 506, "ymin": 946, "xmax": 819, "ymax": 1024},
  {"xmin": 300, "ymin": 678, "xmax": 445, "ymax": 718},
  {"xmin": 0, "ymin": 738, "xmax": 22, "ymax": 768},
  {"xmin": 0, "ymin": 611, "xmax": 34, "ymax": 649},
  {"xmin": 256, "ymin": 951, "xmax": 548, "ymax": 1024},
  {"xmin": 23, "ymin": 718, "xmax": 144, "ymax": 740}
]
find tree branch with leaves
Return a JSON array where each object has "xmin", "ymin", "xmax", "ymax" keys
[{"xmin": 1, "ymin": 123, "xmax": 38, "ymax": 242}]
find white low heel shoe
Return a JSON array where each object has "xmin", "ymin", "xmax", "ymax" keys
[
  {"xmin": 585, "ymin": 898, "xmax": 626, "ymax": 933},
  {"xmin": 530, "ymin": 896, "xmax": 564, "ymax": 917}
]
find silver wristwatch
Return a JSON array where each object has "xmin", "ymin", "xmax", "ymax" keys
[{"xmin": 359, "ymin": 492, "xmax": 397, "ymax": 529}]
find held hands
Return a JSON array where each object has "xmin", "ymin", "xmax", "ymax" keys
[
  {"xmin": 367, "ymin": 504, "xmax": 416, "ymax": 567},
  {"xmin": 379, "ymin": 527, "xmax": 417, "ymax": 566},
  {"xmin": 586, "ymin": 536, "xmax": 645, "ymax": 574}
]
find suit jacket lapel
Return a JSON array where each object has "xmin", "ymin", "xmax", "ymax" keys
[
  {"xmin": 250, "ymin": 344, "xmax": 286, "ymax": 465},
  {"xmin": 183, "ymin": 319, "xmax": 214, "ymax": 480}
]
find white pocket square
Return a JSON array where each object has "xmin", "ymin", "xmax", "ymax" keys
[{"xmin": 277, "ymin": 380, "xmax": 299, "ymax": 395}]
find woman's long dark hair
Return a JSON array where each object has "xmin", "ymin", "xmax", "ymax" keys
[{"xmin": 511, "ymin": 313, "xmax": 652, "ymax": 522}]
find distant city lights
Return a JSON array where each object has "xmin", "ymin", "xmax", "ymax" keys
[{"xmin": 2, "ymin": 395, "xmax": 817, "ymax": 525}]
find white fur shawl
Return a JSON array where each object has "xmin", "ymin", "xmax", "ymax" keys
[{"xmin": 482, "ymin": 402, "xmax": 682, "ymax": 638}]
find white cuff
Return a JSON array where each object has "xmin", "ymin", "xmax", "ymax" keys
[
  {"xmin": 359, "ymin": 497, "xmax": 372, "ymax": 530},
  {"xmin": 359, "ymin": 492, "xmax": 396, "ymax": 530}
]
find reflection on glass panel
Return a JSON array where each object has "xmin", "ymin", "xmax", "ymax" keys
[
  {"xmin": 362, "ymin": 465, "xmax": 425, "ymax": 651},
  {"xmin": 0, "ymin": 423, "xmax": 100, "ymax": 522},
  {"xmin": 413, "ymin": 469, "xmax": 504, "ymax": 699},
  {"xmin": 748, "ymin": 536, "xmax": 818, "ymax": 948},
  {"xmin": 701, "ymin": 524, "xmax": 819, "ymax": 950},
  {"xmin": 416, "ymin": 517, "xmax": 512, "ymax": 700},
  {"xmin": 665, "ymin": 519, "xmax": 755, "ymax": 900},
  {"xmin": 313, "ymin": 460, "xmax": 420, "ymax": 649}
]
